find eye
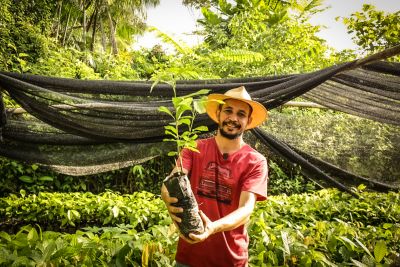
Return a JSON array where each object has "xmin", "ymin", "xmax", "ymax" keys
[
  {"xmin": 223, "ymin": 108, "xmax": 232, "ymax": 114},
  {"xmin": 237, "ymin": 112, "xmax": 246, "ymax": 118}
]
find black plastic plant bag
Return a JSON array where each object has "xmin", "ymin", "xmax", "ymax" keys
[{"xmin": 163, "ymin": 172, "xmax": 204, "ymax": 238}]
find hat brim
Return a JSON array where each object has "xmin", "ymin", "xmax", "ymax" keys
[{"xmin": 206, "ymin": 94, "xmax": 268, "ymax": 129}]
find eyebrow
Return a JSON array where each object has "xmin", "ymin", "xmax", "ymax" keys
[{"xmin": 223, "ymin": 106, "xmax": 248, "ymax": 115}]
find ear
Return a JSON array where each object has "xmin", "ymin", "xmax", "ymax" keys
[
  {"xmin": 247, "ymin": 116, "xmax": 253, "ymax": 126},
  {"xmin": 216, "ymin": 108, "xmax": 221, "ymax": 120}
]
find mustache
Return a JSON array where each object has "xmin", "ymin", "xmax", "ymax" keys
[{"xmin": 222, "ymin": 120, "xmax": 241, "ymax": 129}]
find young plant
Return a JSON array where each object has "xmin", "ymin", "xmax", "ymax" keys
[
  {"xmin": 151, "ymin": 79, "xmax": 209, "ymax": 237},
  {"xmin": 158, "ymin": 90, "xmax": 209, "ymax": 170}
]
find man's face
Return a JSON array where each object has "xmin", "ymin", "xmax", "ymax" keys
[{"xmin": 217, "ymin": 99, "xmax": 253, "ymax": 140}]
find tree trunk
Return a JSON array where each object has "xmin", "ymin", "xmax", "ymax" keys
[
  {"xmin": 81, "ymin": 0, "xmax": 87, "ymax": 50},
  {"xmin": 62, "ymin": 7, "xmax": 72, "ymax": 46},
  {"xmin": 107, "ymin": 8, "xmax": 118, "ymax": 55},
  {"xmin": 99, "ymin": 19, "xmax": 107, "ymax": 53},
  {"xmin": 90, "ymin": 9, "xmax": 98, "ymax": 52},
  {"xmin": 55, "ymin": 0, "xmax": 63, "ymax": 42}
]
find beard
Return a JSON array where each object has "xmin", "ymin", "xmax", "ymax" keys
[{"xmin": 218, "ymin": 120, "xmax": 244, "ymax": 140}]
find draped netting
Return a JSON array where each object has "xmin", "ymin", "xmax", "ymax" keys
[{"xmin": 0, "ymin": 46, "xmax": 399, "ymax": 195}]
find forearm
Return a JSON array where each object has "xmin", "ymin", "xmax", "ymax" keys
[
  {"xmin": 211, "ymin": 205, "xmax": 253, "ymax": 233},
  {"xmin": 210, "ymin": 191, "xmax": 256, "ymax": 234}
]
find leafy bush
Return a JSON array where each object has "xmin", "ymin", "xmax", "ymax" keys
[
  {"xmin": 267, "ymin": 159, "xmax": 317, "ymax": 196},
  {"xmin": 249, "ymin": 189, "xmax": 400, "ymax": 266},
  {"xmin": 0, "ymin": 224, "xmax": 178, "ymax": 267},
  {"xmin": 0, "ymin": 188, "xmax": 398, "ymax": 266},
  {"xmin": 0, "ymin": 191, "xmax": 169, "ymax": 232},
  {"xmin": 0, "ymin": 156, "xmax": 172, "ymax": 196}
]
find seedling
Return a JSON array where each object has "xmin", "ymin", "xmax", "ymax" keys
[{"xmin": 151, "ymin": 79, "xmax": 209, "ymax": 237}]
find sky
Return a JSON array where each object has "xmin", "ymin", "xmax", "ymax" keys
[{"xmin": 134, "ymin": 0, "xmax": 400, "ymax": 51}]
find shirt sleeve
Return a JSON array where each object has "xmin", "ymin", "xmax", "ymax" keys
[{"xmin": 241, "ymin": 159, "xmax": 268, "ymax": 201}]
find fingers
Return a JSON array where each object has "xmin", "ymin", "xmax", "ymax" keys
[
  {"xmin": 199, "ymin": 210, "xmax": 211, "ymax": 226},
  {"xmin": 199, "ymin": 210, "xmax": 207, "ymax": 221},
  {"xmin": 168, "ymin": 205, "xmax": 183, "ymax": 214},
  {"xmin": 180, "ymin": 234, "xmax": 197, "ymax": 244},
  {"xmin": 187, "ymin": 232, "xmax": 207, "ymax": 243},
  {"xmin": 170, "ymin": 212, "xmax": 182, "ymax": 223},
  {"xmin": 161, "ymin": 184, "xmax": 185, "ymax": 225}
]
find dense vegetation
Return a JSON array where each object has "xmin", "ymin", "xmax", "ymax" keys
[
  {"xmin": 0, "ymin": 189, "xmax": 399, "ymax": 266},
  {"xmin": 0, "ymin": 0, "xmax": 399, "ymax": 266}
]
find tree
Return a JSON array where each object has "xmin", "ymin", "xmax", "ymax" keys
[
  {"xmin": 191, "ymin": 0, "xmax": 336, "ymax": 75},
  {"xmin": 340, "ymin": 4, "xmax": 400, "ymax": 54},
  {"xmin": 52, "ymin": 0, "xmax": 160, "ymax": 53}
]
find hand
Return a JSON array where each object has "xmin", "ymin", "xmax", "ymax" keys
[
  {"xmin": 184, "ymin": 210, "xmax": 215, "ymax": 244},
  {"xmin": 161, "ymin": 184, "xmax": 183, "ymax": 223}
]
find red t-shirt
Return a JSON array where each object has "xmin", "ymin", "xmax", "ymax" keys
[{"xmin": 175, "ymin": 137, "xmax": 268, "ymax": 267}]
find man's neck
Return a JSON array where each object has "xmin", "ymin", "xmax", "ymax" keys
[{"xmin": 215, "ymin": 132, "xmax": 245, "ymax": 154}]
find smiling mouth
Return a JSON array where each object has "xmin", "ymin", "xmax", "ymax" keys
[{"xmin": 223, "ymin": 121, "xmax": 241, "ymax": 130}]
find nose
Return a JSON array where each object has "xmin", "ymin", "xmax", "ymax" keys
[{"xmin": 227, "ymin": 113, "xmax": 238, "ymax": 122}]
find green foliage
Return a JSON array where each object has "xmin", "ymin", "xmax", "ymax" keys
[
  {"xmin": 340, "ymin": 4, "xmax": 400, "ymax": 54},
  {"xmin": 0, "ymin": 156, "xmax": 173, "ymax": 196},
  {"xmin": 153, "ymin": 78, "xmax": 209, "ymax": 166},
  {"xmin": 0, "ymin": 191, "xmax": 169, "ymax": 231},
  {"xmin": 268, "ymin": 159, "xmax": 317, "ymax": 196},
  {"xmin": 148, "ymin": 27, "xmax": 194, "ymax": 56},
  {"xmin": 29, "ymin": 48, "xmax": 100, "ymax": 79},
  {"xmin": 195, "ymin": 0, "xmax": 337, "ymax": 75},
  {"xmin": 0, "ymin": 224, "xmax": 178, "ymax": 266},
  {"xmin": 0, "ymin": 0, "xmax": 54, "ymax": 71},
  {"xmin": 0, "ymin": 189, "xmax": 398, "ymax": 266},
  {"xmin": 248, "ymin": 189, "xmax": 400, "ymax": 266},
  {"xmin": 264, "ymin": 108, "xmax": 400, "ymax": 183}
]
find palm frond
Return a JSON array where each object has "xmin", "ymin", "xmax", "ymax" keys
[
  {"xmin": 208, "ymin": 48, "xmax": 265, "ymax": 63},
  {"xmin": 147, "ymin": 26, "xmax": 194, "ymax": 55}
]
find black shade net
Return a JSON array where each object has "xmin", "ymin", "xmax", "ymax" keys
[{"xmin": 0, "ymin": 46, "xmax": 399, "ymax": 193}]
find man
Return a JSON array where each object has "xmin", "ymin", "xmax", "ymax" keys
[{"xmin": 161, "ymin": 86, "xmax": 269, "ymax": 267}]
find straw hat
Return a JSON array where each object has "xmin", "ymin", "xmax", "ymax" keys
[{"xmin": 206, "ymin": 86, "xmax": 268, "ymax": 129}]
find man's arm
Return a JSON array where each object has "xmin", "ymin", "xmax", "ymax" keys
[{"xmin": 186, "ymin": 191, "xmax": 257, "ymax": 244}]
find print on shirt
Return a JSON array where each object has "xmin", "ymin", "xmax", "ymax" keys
[{"xmin": 197, "ymin": 161, "xmax": 233, "ymax": 204}]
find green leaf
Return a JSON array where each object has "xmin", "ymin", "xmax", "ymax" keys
[
  {"xmin": 194, "ymin": 126, "xmax": 208, "ymax": 132},
  {"xmin": 27, "ymin": 228, "xmax": 38, "ymax": 243},
  {"xmin": 42, "ymin": 241, "xmax": 57, "ymax": 261},
  {"xmin": 116, "ymin": 244, "xmax": 130, "ymax": 267},
  {"xmin": 39, "ymin": 176, "xmax": 54, "ymax": 182},
  {"xmin": 67, "ymin": 210, "xmax": 72, "ymax": 220},
  {"xmin": 19, "ymin": 189, "xmax": 26, "ymax": 198},
  {"xmin": 193, "ymin": 97, "xmax": 208, "ymax": 114},
  {"xmin": 339, "ymin": 236, "xmax": 357, "ymax": 250},
  {"xmin": 150, "ymin": 80, "xmax": 159, "ymax": 93},
  {"xmin": 183, "ymin": 89, "xmax": 210, "ymax": 98},
  {"xmin": 165, "ymin": 125, "xmax": 177, "ymax": 133},
  {"xmin": 281, "ymin": 231, "xmax": 290, "ymax": 254},
  {"xmin": 165, "ymin": 130, "xmax": 177, "ymax": 138},
  {"xmin": 158, "ymin": 106, "xmax": 173, "ymax": 117},
  {"xmin": 112, "ymin": 206, "xmax": 120, "ymax": 218},
  {"xmin": 31, "ymin": 164, "xmax": 39, "ymax": 171},
  {"xmin": 0, "ymin": 232, "xmax": 11, "ymax": 242},
  {"xmin": 382, "ymin": 223, "xmax": 392, "ymax": 229},
  {"xmin": 374, "ymin": 240, "xmax": 387, "ymax": 263},
  {"xmin": 355, "ymin": 238, "xmax": 373, "ymax": 258},
  {"xmin": 19, "ymin": 175, "xmax": 34, "ymax": 183},
  {"xmin": 179, "ymin": 118, "xmax": 191, "ymax": 126},
  {"xmin": 71, "ymin": 210, "xmax": 80, "ymax": 219}
]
